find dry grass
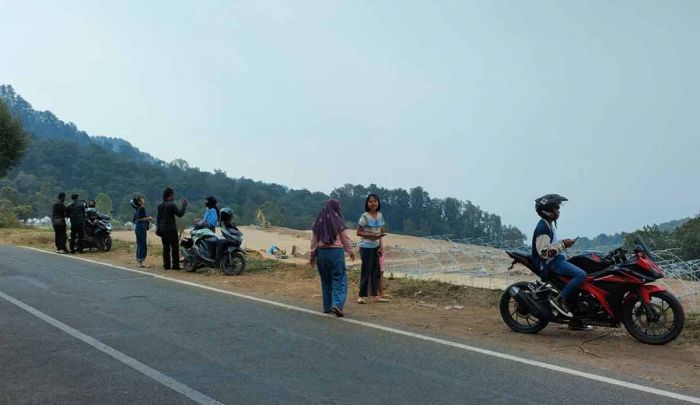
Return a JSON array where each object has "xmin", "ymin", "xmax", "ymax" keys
[{"xmin": 0, "ymin": 227, "xmax": 55, "ymax": 246}]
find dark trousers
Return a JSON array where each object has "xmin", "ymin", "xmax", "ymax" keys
[
  {"xmin": 135, "ymin": 228, "xmax": 148, "ymax": 261},
  {"xmin": 359, "ymin": 247, "xmax": 381, "ymax": 297},
  {"xmin": 53, "ymin": 224, "xmax": 67, "ymax": 251},
  {"xmin": 160, "ymin": 230, "xmax": 180, "ymax": 269},
  {"xmin": 69, "ymin": 223, "xmax": 84, "ymax": 253}
]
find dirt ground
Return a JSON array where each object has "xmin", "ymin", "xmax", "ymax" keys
[
  {"xmin": 111, "ymin": 227, "xmax": 700, "ymax": 309},
  {"xmin": 3, "ymin": 228, "xmax": 699, "ymax": 394}
]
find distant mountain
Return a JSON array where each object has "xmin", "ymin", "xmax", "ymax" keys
[
  {"xmin": 572, "ymin": 216, "xmax": 696, "ymax": 258},
  {"xmin": 656, "ymin": 217, "xmax": 691, "ymax": 233},
  {"xmin": 0, "ymin": 85, "xmax": 160, "ymax": 165},
  {"xmin": 0, "ymin": 85, "xmax": 525, "ymax": 243}
]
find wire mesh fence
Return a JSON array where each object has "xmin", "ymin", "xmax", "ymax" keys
[{"xmin": 383, "ymin": 236, "xmax": 700, "ymax": 312}]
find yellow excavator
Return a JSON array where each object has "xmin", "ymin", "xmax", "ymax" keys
[{"xmin": 256, "ymin": 208, "xmax": 271, "ymax": 228}]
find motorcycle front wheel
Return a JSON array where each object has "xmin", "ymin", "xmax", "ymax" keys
[
  {"xmin": 101, "ymin": 235, "xmax": 112, "ymax": 252},
  {"xmin": 499, "ymin": 282, "xmax": 549, "ymax": 334},
  {"xmin": 622, "ymin": 290, "xmax": 684, "ymax": 345},
  {"xmin": 220, "ymin": 252, "xmax": 246, "ymax": 276},
  {"xmin": 181, "ymin": 250, "xmax": 197, "ymax": 272}
]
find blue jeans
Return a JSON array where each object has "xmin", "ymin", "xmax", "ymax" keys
[
  {"xmin": 135, "ymin": 228, "xmax": 148, "ymax": 261},
  {"xmin": 546, "ymin": 254, "xmax": 586, "ymax": 299},
  {"xmin": 316, "ymin": 248, "xmax": 348, "ymax": 312}
]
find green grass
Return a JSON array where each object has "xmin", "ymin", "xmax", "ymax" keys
[
  {"xmin": 243, "ymin": 254, "xmax": 314, "ymax": 276},
  {"xmin": 679, "ymin": 311, "xmax": 700, "ymax": 343},
  {"xmin": 387, "ymin": 276, "xmax": 503, "ymax": 307}
]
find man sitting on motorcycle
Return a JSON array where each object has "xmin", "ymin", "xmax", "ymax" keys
[
  {"xmin": 85, "ymin": 207, "xmax": 100, "ymax": 234},
  {"xmin": 532, "ymin": 194, "xmax": 585, "ymax": 317}
]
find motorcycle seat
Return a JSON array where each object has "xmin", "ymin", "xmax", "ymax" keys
[
  {"xmin": 505, "ymin": 249, "xmax": 541, "ymax": 276},
  {"xmin": 198, "ymin": 236, "xmax": 219, "ymax": 251}
]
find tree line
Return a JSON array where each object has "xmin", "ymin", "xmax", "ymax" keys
[{"xmin": 0, "ymin": 135, "xmax": 526, "ymax": 243}]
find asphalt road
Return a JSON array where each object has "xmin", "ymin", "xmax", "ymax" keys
[{"xmin": 0, "ymin": 245, "xmax": 696, "ymax": 405}]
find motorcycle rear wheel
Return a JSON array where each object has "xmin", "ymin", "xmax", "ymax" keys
[
  {"xmin": 220, "ymin": 252, "xmax": 246, "ymax": 276},
  {"xmin": 500, "ymin": 282, "xmax": 549, "ymax": 334},
  {"xmin": 622, "ymin": 291, "xmax": 684, "ymax": 345}
]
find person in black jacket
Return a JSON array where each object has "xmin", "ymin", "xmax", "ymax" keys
[
  {"xmin": 156, "ymin": 187, "xmax": 188, "ymax": 270},
  {"xmin": 66, "ymin": 193, "xmax": 86, "ymax": 253},
  {"xmin": 52, "ymin": 192, "xmax": 68, "ymax": 253}
]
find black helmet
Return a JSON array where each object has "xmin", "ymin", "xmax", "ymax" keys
[
  {"xmin": 129, "ymin": 198, "xmax": 139, "ymax": 209},
  {"xmin": 220, "ymin": 207, "xmax": 233, "ymax": 223},
  {"xmin": 205, "ymin": 196, "xmax": 218, "ymax": 208},
  {"xmin": 535, "ymin": 194, "xmax": 568, "ymax": 220}
]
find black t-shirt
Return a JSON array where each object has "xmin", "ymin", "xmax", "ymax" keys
[
  {"xmin": 157, "ymin": 201, "xmax": 187, "ymax": 233},
  {"xmin": 66, "ymin": 201, "xmax": 86, "ymax": 224},
  {"xmin": 52, "ymin": 201, "xmax": 67, "ymax": 225}
]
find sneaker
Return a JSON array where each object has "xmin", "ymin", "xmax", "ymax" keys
[
  {"xmin": 331, "ymin": 306, "xmax": 344, "ymax": 317},
  {"xmin": 550, "ymin": 295, "xmax": 573, "ymax": 317},
  {"xmin": 567, "ymin": 321, "xmax": 593, "ymax": 331},
  {"xmin": 357, "ymin": 297, "xmax": 366, "ymax": 304}
]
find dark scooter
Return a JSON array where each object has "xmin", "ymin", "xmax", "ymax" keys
[
  {"xmin": 83, "ymin": 208, "xmax": 113, "ymax": 252},
  {"xmin": 180, "ymin": 219, "xmax": 246, "ymax": 276}
]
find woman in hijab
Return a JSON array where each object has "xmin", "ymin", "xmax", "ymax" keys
[{"xmin": 310, "ymin": 199, "xmax": 355, "ymax": 317}]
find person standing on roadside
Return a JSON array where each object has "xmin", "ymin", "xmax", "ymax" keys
[
  {"xmin": 51, "ymin": 192, "xmax": 68, "ymax": 253},
  {"xmin": 131, "ymin": 196, "xmax": 152, "ymax": 268},
  {"xmin": 309, "ymin": 199, "xmax": 355, "ymax": 317},
  {"xmin": 156, "ymin": 187, "xmax": 188, "ymax": 270},
  {"xmin": 66, "ymin": 193, "xmax": 86, "ymax": 254},
  {"xmin": 356, "ymin": 194, "xmax": 387, "ymax": 303}
]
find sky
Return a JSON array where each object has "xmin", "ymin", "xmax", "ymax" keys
[{"xmin": 1, "ymin": 0, "xmax": 698, "ymax": 238}]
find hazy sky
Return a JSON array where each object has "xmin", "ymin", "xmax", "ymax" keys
[{"xmin": 2, "ymin": 0, "xmax": 698, "ymax": 238}]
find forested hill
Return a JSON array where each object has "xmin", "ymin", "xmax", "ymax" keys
[
  {"xmin": 0, "ymin": 85, "xmax": 159, "ymax": 165},
  {"xmin": 0, "ymin": 85, "xmax": 526, "ymax": 243}
]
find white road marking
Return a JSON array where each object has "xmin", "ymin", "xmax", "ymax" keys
[
  {"xmin": 19, "ymin": 246, "xmax": 700, "ymax": 404},
  {"xmin": 0, "ymin": 288, "xmax": 223, "ymax": 405}
]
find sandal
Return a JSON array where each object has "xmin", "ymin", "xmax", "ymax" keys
[{"xmin": 331, "ymin": 306, "xmax": 344, "ymax": 317}]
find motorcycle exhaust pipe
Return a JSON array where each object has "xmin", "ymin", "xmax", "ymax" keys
[{"xmin": 509, "ymin": 286, "xmax": 552, "ymax": 321}]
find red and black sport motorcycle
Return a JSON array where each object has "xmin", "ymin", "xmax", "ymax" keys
[{"xmin": 500, "ymin": 238, "xmax": 685, "ymax": 344}]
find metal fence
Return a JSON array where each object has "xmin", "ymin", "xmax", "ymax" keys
[{"xmin": 383, "ymin": 236, "xmax": 700, "ymax": 312}]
